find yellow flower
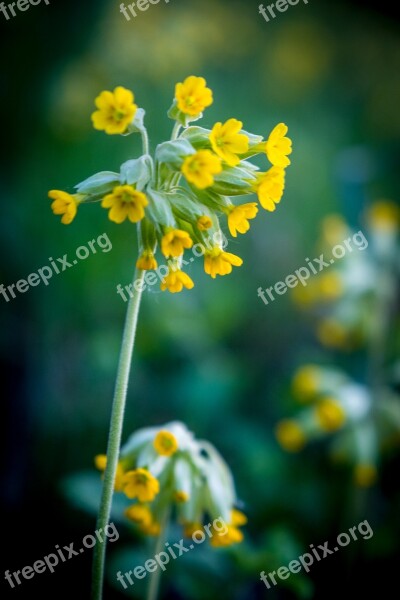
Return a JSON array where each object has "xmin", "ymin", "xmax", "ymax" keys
[
  {"xmin": 124, "ymin": 504, "xmax": 153, "ymax": 527},
  {"xmin": 317, "ymin": 319, "xmax": 349, "ymax": 348},
  {"xmin": 275, "ymin": 420, "xmax": 306, "ymax": 452},
  {"xmin": 140, "ymin": 521, "xmax": 161, "ymax": 536},
  {"xmin": 210, "ymin": 510, "xmax": 246, "ymax": 548},
  {"xmin": 227, "ymin": 203, "xmax": 258, "ymax": 237},
  {"xmin": 175, "ymin": 76, "xmax": 213, "ymax": 117},
  {"xmin": 136, "ymin": 251, "xmax": 158, "ymax": 270},
  {"xmin": 204, "ymin": 247, "xmax": 243, "ymax": 279},
  {"xmin": 160, "ymin": 268, "xmax": 195, "ymax": 293},
  {"xmin": 161, "ymin": 228, "xmax": 193, "ymax": 257},
  {"xmin": 101, "ymin": 185, "xmax": 148, "ymax": 224},
  {"xmin": 265, "ymin": 122, "xmax": 292, "ymax": 167},
  {"xmin": 366, "ymin": 200, "xmax": 400, "ymax": 232},
  {"xmin": 292, "ymin": 365, "xmax": 320, "ymax": 402},
  {"xmin": 153, "ymin": 430, "xmax": 178, "ymax": 456},
  {"xmin": 354, "ymin": 464, "xmax": 378, "ymax": 488},
  {"xmin": 183, "ymin": 522, "xmax": 203, "ymax": 538},
  {"xmin": 122, "ymin": 468, "xmax": 160, "ymax": 502},
  {"xmin": 49, "ymin": 190, "xmax": 79, "ymax": 225},
  {"xmin": 197, "ymin": 215, "xmax": 213, "ymax": 231},
  {"xmin": 315, "ymin": 398, "xmax": 346, "ymax": 432},
  {"xmin": 256, "ymin": 167, "xmax": 285, "ymax": 211},
  {"xmin": 174, "ymin": 490, "xmax": 189, "ymax": 503},
  {"xmin": 182, "ymin": 150, "xmax": 222, "ymax": 189},
  {"xmin": 209, "ymin": 118, "xmax": 249, "ymax": 167},
  {"xmin": 94, "ymin": 454, "xmax": 125, "ymax": 492},
  {"xmin": 318, "ymin": 272, "xmax": 343, "ymax": 300},
  {"xmin": 91, "ymin": 87, "xmax": 137, "ymax": 135}
]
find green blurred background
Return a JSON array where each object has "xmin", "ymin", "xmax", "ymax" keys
[{"xmin": 1, "ymin": 0, "xmax": 400, "ymax": 598}]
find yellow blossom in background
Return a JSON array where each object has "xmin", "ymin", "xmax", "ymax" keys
[
  {"xmin": 318, "ymin": 272, "xmax": 343, "ymax": 300},
  {"xmin": 161, "ymin": 229, "xmax": 193, "ymax": 258},
  {"xmin": 91, "ymin": 86, "xmax": 137, "ymax": 135},
  {"xmin": 317, "ymin": 319, "xmax": 349, "ymax": 348},
  {"xmin": 123, "ymin": 468, "xmax": 160, "ymax": 502},
  {"xmin": 209, "ymin": 118, "xmax": 249, "ymax": 166},
  {"xmin": 174, "ymin": 491, "xmax": 189, "ymax": 503},
  {"xmin": 124, "ymin": 504, "xmax": 153, "ymax": 526},
  {"xmin": 160, "ymin": 268, "xmax": 195, "ymax": 293},
  {"xmin": 292, "ymin": 365, "xmax": 320, "ymax": 401},
  {"xmin": 204, "ymin": 248, "xmax": 243, "ymax": 278},
  {"xmin": 210, "ymin": 510, "xmax": 246, "ymax": 547},
  {"xmin": 256, "ymin": 167, "xmax": 286, "ymax": 211},
  {"xmin": 275, "ymin": 419, "xmax": 306, "ymax": 452},
  {"xmin": 101, "ymin": 185, "xmax": 148, "ymax": 224},
  {"xmin": 366, "ymin": 200, "xmax": 400, "ymax": 232},
  {"xmin": 183, "ymin": 522, "xmax": 203, "ymax": 538},
  {"xmin": 354, "ymin": 464, "xmax": 378, "ymax": 488},
  {"xmin": 49, "ymin": 190, "xmax": 79, "ymax": 225},
  {"xmin": 136, "ymin": 250, "xmax": 158, "ymax": 270},
  {"xmin": 94, "ymin": 454, "xmax": 125, "ymax": 492},
  {"xmin": 227, "ymin": 202, "xmax": 258, "ymax": 237},
  {"xmin": 153, "ymin": 430, "xmax": 178, "ymax": 456},
  {"xmin": 175, "ymin": 75, "xmax": 213, "ymax": 116},
  {"xmin": 182, "ymin": 150, "xmax": 222, "ymax": 189},
  {"xmin": 265, "ymin": 122, "xmax": 292, "ymax": 167},
  {"xmin": 315, "ymin": 398, "xmax": 346, "ymax": 432},
  {"xmin": 140, "ymin": 520, "xmax": 161, "ymax": 536},
  {"xmin": 197, "ymin": 215, "xmax": 213, "ymax": 230}
]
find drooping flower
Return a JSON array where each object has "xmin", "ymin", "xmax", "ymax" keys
[
  {"xmin": 122, "ymin": 468, "xmax": 160, "ymax": 502},
  {"xmin": 174, "ymin": 491, "xmax": 189, "ymax": 503},
  {"xmin": 91, "ymin": 87, "xmax": 137, "ymax": 135},
  {"xmin": 160, "ymin": 268, "xmax": 195, "ymax": 293},
  {"xmin": 49, "ymin": 190, "xmax": 80, "ymax": 225},
  {"xmin": 315, "ymin": 398, "xmax": 346, "ymax": 432},
  {"xmin": 209, "ymin": 118, "xmax": 249, "ymax": 167},
  {"xmin": 94, "ymin": 454, "xmax": 125, "ymax": 492},
  {"xmin": 265, "ymin": 122, "xmax": 292, "ymax": 167},
  {"xmin": 101, "ymin": 185, "xmax": 148, "ymax": 224},
  {"xmin": 354, "ymin": 463, "xmax": 378, "ymax": 488},
  {"xmin": 204, "ymin": 247, "xmax": 243, "ymax": 278},
  {"xmin": 227, "ymin": 203, "xmax": 258, "ymax": 237},
  {"xmin": 175, "ymin": 76, "xmax": 213, "ymax": 117},
  {"xmin": 275, "ymin": 419, "xmax": 306, "ymax": 452},
  {"xmin": 210, "ymin": 510, "xmax": 247, "ymax": 547},
  {"xmin": 182, "ymin": 150, "xmax": 222, "ymax": 189},
  {"xmin": 292, "ymin": 365, "xmax": 321, "ymax": 401},
  {"xmin": 136, "ymin": 250, "xmax": 158, "ymax": 270},
  {"xmin": 161, "ymin": 228, "xmax": 193, "ymax": 258},
  {"xmin": 256, "ymin": 167, "xmax": 285, "ymax": 212},
  {"xmin": 154, "ymin": 430, "xmax": 178, "ymax": 456},
  {"xmin": 124, "ymin": 504, "xmax": 153, "ymax": 527},
  {"xmin": 197, "ymin": 215, "xmax": 213, "ymax": 231},
  {"xmin": 366, "ymin": 200, "xmax": 400, "ymax": 232}
]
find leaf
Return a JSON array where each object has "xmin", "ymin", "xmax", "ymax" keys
[
  {"xmin": 145, "ymin": 187, "xmax": 176, "ymax": 228},
  {"xmin": 120, "ymin": 155, "xmax": 153, "ymax": 190},
  {"xmin": 156, "ymin": 139, "xmax": 195, "ymax": 169},
  {"xmin": 75, "ymin": 171, "xmax": 120, "ymax": 195}
]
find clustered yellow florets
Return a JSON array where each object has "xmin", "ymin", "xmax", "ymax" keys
[{"xmin": 49, "ymin": 76, "xmax": 292, "ymax": 293}]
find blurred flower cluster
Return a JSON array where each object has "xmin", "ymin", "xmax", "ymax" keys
[
  {"xmin": 276, "ymin": 201, "xmax": 400, "ymax": 487},
  {"xmin": 49, "ymin": 76, "xmax": 292, "ymax": 293},
  {"xmin": 96, "ymin": 421, "xmax": 246, "ymax": 547}
]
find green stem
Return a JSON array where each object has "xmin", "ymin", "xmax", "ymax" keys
[
  {"xmin": 171, "ymin": 122, "xmax": 181, "ymax": 141},
  {"xmin": 146, "ymin": 507, "xmax": 171, "ymax": 600},
  {"xmin": 91, "ymin": 268, "xmax": 145, "ymax": 600},
  {"xmin": 142, "ymin": 128, "xmax": 150, "ymax": 155}
]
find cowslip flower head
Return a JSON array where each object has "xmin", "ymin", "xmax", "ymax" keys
[
  {"xmin": 197, "ymin": 215, "xmax": 213, "ymax": 231},
  {"xmin": 209, "ymin": 119, "xmax": 250, "ymax": 167},
  {"xmin": 91, "ymin": 86, "xmax": 137, "ymax": 135},
  {"xmin": 227, "ymin": 202, "xmax": 258, "ymax": 237},
  {"xmin": 182, "ymin": 150, "xmax": 222, "ymax": 189},
  {"xmin": 122, "ymin": 468, "xmax": 160, "ymax": 502},
  {"xmin": 204, "ymin": 247, "xmax": 243, "ymax": 278},
  {"xmin": 49, "ymin": 190, "xmax": 80, "ymax": 225},
  {"xmin": 275, "ymin": 419, "xmax": 306, "ymax": 452},
  {"xmin": 265, "ymin": 122, "xmax": 292, "ymax": 167},
  {"xmin": 256, "ymin": 167, "xmax": 286, "ymax": 211},
  {"xmin": 160, "ymin": 268, "xmax": 195, "ymax": 293},
  {"xmin": 175, "ymin": 76, "xmax": 213, "ymax": 117},
  {"xmin": 161, "ymin": 228, "xmax": 193, "ymax": 258},
  {"xmin": 210, "ymin": 509, "xmax": 247, "ymax": 547},
  {"xmin": 101, "ymin": 185, "xmax": 148, "ymax": 224},
  {"xmin": 315, "ymin": 398, "xmax": 346, "ymax": 432},
  {"xmin": 124, "ymin": 503, "xmax": 153, "ymax": 526}
]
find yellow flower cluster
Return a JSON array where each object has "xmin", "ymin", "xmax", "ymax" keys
[
  {"xmin": 49, "ymin": 76, "xmax": 292, "ymax": 293},
  {"xmin": 95, "ymin": 422, "xmax": 246, "ymax": 546}
]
